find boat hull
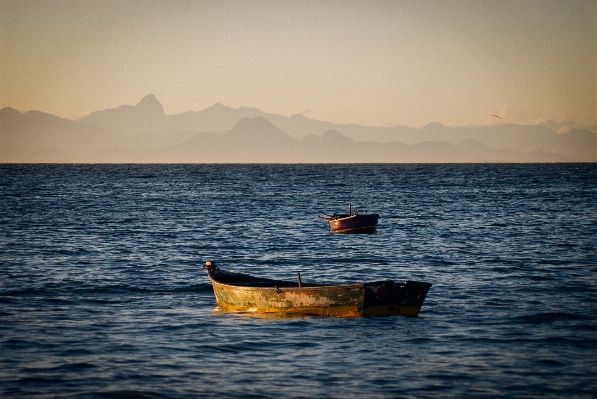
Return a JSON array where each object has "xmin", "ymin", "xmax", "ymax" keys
[
  {"xmin": 327, "ymin": 213, "xmax": 380, "ymax": 233},
  {"xmin": 206, "ymin": 268, "xmax": 431, "ymax": 318}
]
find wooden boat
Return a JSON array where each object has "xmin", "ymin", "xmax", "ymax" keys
[
  {"xmin": 203, "ymin": 261, "xmax": 431, "ymax": 317},
  {"xmin": 319, "ymin": 203, "xmax": 380, "ymax": 233}
]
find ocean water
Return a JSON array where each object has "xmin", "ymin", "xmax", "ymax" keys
[{"xmin": 1, "ymin": 163, "xmax": 596, "ymax": 398}]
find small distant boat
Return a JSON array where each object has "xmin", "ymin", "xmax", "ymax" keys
[
  {"xmin": 319, "ymin": 203, "xmax": 380, "ymax": 233},
  {"xmin": 203, "ymin": 261, "xmax": 431, "ymax": 318}
]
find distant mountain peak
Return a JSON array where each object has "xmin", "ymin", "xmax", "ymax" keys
[
  {"xmin": 322, "ymin": 129, "xmax": 345, "ymax": 138},
  {"xmin": 233, "ymin": 116, "xmax": 273, "ymax": 129},
  {"xmin": 226, "ymin": 116, "xmax": 293, "ymax": 144},
  {"xmin": 421, "ymin": 122, "xmax": 444, "ymax": 131},
  {"xmin": 239, "ymin": 105, "xmax": 261, "ymax": 112},
  {"xmin": 322, "ymin": 129, "xmax": 354, "ymax": 143},
  {"xmin": 136, "ymin": 94, "xmax": 164, "ymax": 115},
  {"xmin": 137, "ymin": 93, "xmax": 157, "ymax": 103},
  {"xmin": 0, "ymin": 107, "xmax": 22, "ymax": 117}
]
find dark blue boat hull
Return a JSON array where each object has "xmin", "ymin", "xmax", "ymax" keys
[{"xmin": 327, "ymin": 213, "xmax": 379, "ymax": 233}]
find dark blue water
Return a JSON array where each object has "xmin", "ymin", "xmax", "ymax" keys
[{"xmin": 1, "ymin": 163, "xmax": 596, "ymax": 398}]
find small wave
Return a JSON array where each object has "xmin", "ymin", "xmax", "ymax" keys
[
  {"xmin": 54, "ymin": 362, "xmax": 98, "ymax": 371},
  {"xmin": 1, "ymin": 288, "xmax": 46, "ymax": 296},
  {"xmin": 570, "ymin": 323, "xmax": 597, "ymax": 332},
  {"xmin": 536, "ymin": 359, "xmax": 565, "ymax": 367},
  {"xmin": 70, "ymin": 283, "xmax": 215, "ymax": 295},
  {"xmin": 427, "ymin": 373, "xmax": 474, "ymax": 381},
  {"xmin": 83, "ymin": 285, "xmax": 154, "ymax": 294},
  {"xmin": 2, "ymin": 338, "xmax": 32, "ymax": 349},
  {"xmin": 528, "ymin": 275, "xmax": 554, "ymax": 281},
  {"xmin": 516, "ymin": 312, "xmax": 588, "ymax": 324},
  {"xmin": 128, "ymin": 174, "xmax": 157, "ymax": 179},
  {"xmin": 491, "ymin": 222, "xmax": 509, "ymax": 227},
  {"xmin": 17, "ymin": 376, "xmax": 66, "ymax": 384},
  {"xmin": 1, "ymin": 282, "xmax": 215, "ymax": 298},
  {"xmin": 90, "ymin": 389, "xmax": 163, "ymax": 399},
  {"xmin": 177, "ymin": 283, "xmax": 213, "ymax": 293}
]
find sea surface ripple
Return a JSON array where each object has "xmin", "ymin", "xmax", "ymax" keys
[{"xmin": 1, "ymin": 163, "xmax": 596, "ymax": 398}]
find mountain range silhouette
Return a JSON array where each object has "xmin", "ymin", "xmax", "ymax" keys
[{"xmin": 1, "ymin": 94, "xmax": 595, "ymax": 163}]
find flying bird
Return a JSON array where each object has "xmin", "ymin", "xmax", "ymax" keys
[{"xmin": 491, "ymin": 114, "xmax": 503, "ymax": 119}]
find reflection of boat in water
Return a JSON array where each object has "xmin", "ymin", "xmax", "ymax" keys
[
  {"xmin": 319, "ymin": 203, "xmax": 380, "ymax": 233},
  {"xmin": 203, "ymin": 261, "xmax": 431, "ymax": 318}
]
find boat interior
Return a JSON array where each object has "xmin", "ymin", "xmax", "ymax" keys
[{"xmin": 210, "ymin": 269, "xmax": 322, "ymax": 288}]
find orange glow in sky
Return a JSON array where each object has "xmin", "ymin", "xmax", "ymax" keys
[{"xmin": 1, "ymin": 0, "xmax": 596, "ymax": 128}]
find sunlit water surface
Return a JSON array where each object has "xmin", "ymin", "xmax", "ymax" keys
[{"xmin": 1, "ymin": 164, "xmax": 596, "ymax": 398}]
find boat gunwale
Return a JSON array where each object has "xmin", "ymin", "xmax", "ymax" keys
[
  {"xmin": 327, "ymin": 213, "xmax": 380, "ymax": 222},
  {"xmin": 207, "ymin": 272, "xmax": 368, "ymax": 292},
  {"xmin": 328, "ymin": 214, "xmax": 358, "ymax": 222}
]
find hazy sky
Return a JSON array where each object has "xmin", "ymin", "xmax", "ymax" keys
[{"xmin": 1, "ymin": 0, "xmax": 596, "ymax": 128}]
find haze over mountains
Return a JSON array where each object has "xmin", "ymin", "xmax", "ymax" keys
[{"xmin": 1, "ymin": 94, "xmax": 595, "ymax": 163}]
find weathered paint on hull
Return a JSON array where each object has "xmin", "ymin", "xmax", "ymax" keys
[
  {"xmin": 211, "ymin": 281, "xmax": 366, "ymax": 317},
  {"xmin": 206, "ymin": 268, "xmax": 431, "ymax": 318}
]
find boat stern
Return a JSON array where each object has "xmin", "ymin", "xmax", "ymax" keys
[{"xmin": 362, "ymin": 280, "xmax": 432, "ymax": 317}]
